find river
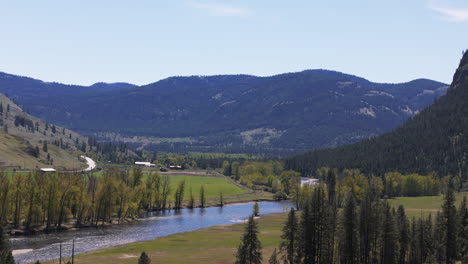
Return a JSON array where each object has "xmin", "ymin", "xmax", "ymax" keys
[{"xmin": 12, "ymin": 201, "xmax": 292, "ymax": 263}]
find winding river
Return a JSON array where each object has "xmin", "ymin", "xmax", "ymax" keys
[{"xmin": 12, "ymin": 201, "xmax": 292, "ymax": 263}]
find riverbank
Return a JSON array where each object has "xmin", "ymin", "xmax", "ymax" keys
[
  {"xmin": 41, "ymin": 212, "xmax": 287, "ymax": 264},
  {"xmin": 9, "ymin": 189, "xmax": 275, "ymax": 237}
]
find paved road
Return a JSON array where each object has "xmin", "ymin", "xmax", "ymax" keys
[{"xmin": 80, "ymin": 155, "xmax": 96, "ymax": 171}]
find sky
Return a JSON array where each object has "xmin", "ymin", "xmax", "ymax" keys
[{"xmin": 0, "ymin": 0, "xmax": 467, "ymax": 86}]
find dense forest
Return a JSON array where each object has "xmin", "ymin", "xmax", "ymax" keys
[
  {"xmin": 236, "ymin": 173, "xmax": 468, "ymax": 264},
  {"xmin": 285, "ymin": 51, "xmax": 468, "ymax": 178}
]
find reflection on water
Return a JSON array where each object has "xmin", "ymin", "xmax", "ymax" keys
[{"xmin": 12, "ymin": 201, "xmax": 292, "ymax": 264}]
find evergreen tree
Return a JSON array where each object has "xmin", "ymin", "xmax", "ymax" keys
[
  {"xmin": 268, "ymin": 248, "xmax": 280, "ymax": 264},
  {"xmin": 235, "ymin": 215, "xmax": 262, "ymax": 264},
  {"xmin": 434, "ymin": 212, "xmax": 446, "ymax": 263},
  {"xmin": 442, "ymin": 186, "xmax": 458, "ymax": 263},
  {"xmin": 280, "ymin": 208, "xmax": 299, "ymax": 264},
  {"xmin": 458, "ymin": 196, "xmax": 468, "ymax": 261},
  {"xmin": 138, "ymin": 251, "xmax": 151, "ymax": 264},
  {"xmin": 409, "ymin": 217, "xmax": 421, "ymax": 264},
  {"xmin": 359, "ymin": 190, "xmax": 376, "ymax": 264},
  {"xmin": 253, "ymin": 202, "xmax": 259, "ymax": 217},
  {"xmin": 396, "ymin": 205, "xmax": 410, "ymax": 264},
  {"xmin": 380, "ymin": 202, "xmax": 398, "ymax": 264},
  {"xmin": 42, "ymin": 141, "xmax": 48, "ymax": 152},
  {"xmin": 340, "ymin": 193, "xmax": 358, "ymax": 264}
]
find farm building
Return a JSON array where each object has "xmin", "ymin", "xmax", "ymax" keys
[
  {"xmin": 40, "ymin": 168, "xmax": 56, "ymax": 172},
  {"xmin": 135, "ymin": 162, "xmax": 156, "ymax": 167}
]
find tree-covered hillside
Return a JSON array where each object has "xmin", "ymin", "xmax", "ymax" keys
[
  {"xmin": 285, "ymin": 51, "xmax": 468, "ymax": 178},
  {"xmin": 0, "ymin": 70, "xmax": 447, "ymax": 154}
]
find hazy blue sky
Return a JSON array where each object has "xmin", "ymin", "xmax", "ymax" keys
[{"xmin": 1, "ymin": 0, "xmax": 467, "ymax": 85}]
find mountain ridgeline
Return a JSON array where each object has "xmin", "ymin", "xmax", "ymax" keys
[
  {"xmin": 285, "ymin": 51, "xmax": 468, "ymax": 177},
  {"xmin": 0, "ymin": 70, "xmax": 447, "ymax": 154}
]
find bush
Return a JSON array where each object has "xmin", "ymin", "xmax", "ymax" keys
[{"xmin": 273, "ymin": 191, "xmax": 288, "ymax": 201}]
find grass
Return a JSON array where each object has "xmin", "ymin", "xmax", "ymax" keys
[
  {"xmin": 388, "ymin": 191, "xmax": 468, "ymax": 218},
  {"xmin": 87, "ymin": 169, "xmax": 274, "ymax": 207},
  {"xmin": 168, "ymin": 175, "xmax": 246, "ymax": 200},
  {"xmin": 39, "ymin": 191, "xmax": 468, "ymax": 264},
  {"xmin": 44, "ymin": 213, "xmax": 287, "ymax": 264}
]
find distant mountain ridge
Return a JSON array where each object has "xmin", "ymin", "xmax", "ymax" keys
[
  {"xmin": 285, "ymin": 51, "xmax": 468, "ymax": 176},
  {"xmin": 0, "ymin": 70, "xmax": 448, "ymax": 154}
]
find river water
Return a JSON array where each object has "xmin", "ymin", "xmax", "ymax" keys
[{"xmin": 12, "ymin": 201, "xmax": 292, "ymax": 263}]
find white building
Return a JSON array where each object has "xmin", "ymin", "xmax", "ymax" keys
[
  {"xmin": 135, "ymin": 162, "xmax": 156, "ymax": 167},
  {"xmin": 40, "ymin": 168, "xmax": 56, "ymax": 172}
]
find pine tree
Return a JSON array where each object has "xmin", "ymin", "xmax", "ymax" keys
[
  {"xmin": 280, "ymin": 208, "xmax": 299, "ymax": 264},
  {"xmin": 253, "ymin": 202, "xmax": 259, "ymax": 217},
  {"xmin": 340, "ymin": 193, "xmax": 358, "ymax": 264},
  {"xmin": 380, "ymin": 202, "xmax": 398, "ymax": 264},
  {"xmin": 299, "ymin": 203, "xmax": 313, "ymax": 264},
  {"xmin": 268, "ymin": 248, "xmax": 280, "ymax": 264},
  {"xmin": 396, "ymin": 205, "xmax": 410, "ymax": 264},
  {"xmin": 409, "ymin": 217, "xmax": 421, "ymax": 264},
  {"xmin": 138, "ymin": 251, "xmax": 151, "ymax": 264},
  {"xmin": 235, "ymin": 215, "xmax": 263, "ymax": 264},
  {"xmin": 442, "ymin": 186, "xmax": 458, "ymax": 263},
  {"xmin": 43, "ymin": 141, "xmax": 48, "ymax": 152},
  {"xmin": 458, "ymin": 196, "xmax": 468, "ymax": 261},
  {"xmin": 434, "ymin": 212, "xmax": 446, "ymax": 263}
]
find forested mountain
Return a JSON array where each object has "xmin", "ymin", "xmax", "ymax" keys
[
  {"xmin": 0, "ymin": 70, "xmax": 447, "ymax": 154},
  {"xmin": 285, "ymin": 51, "xmax": 468, "ymax": 177},
  {"xmin": 0, "ymin": 94, "xmax": 88, "ymax": 170}
]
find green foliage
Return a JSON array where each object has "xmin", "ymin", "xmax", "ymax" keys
[
  {"xmin": 268, "ymin": 248, "xmax": 279, "ymax": 264},
  {"xmin": 253, "ymin": 202, "xmax": 259, "ymax": 217},
  {"xmin": 199, "ymin": 185, "xmax": 206, "ymax": 208},
  {"xmin": 138, "ymin": 251, "xmax": 151, "ymax": 264},
  {"xmin": 286, "ymin": 52, "xmax": 468, "ymax": 179},
  {"xmin": 0, "ymin": 225, "xmax": 14, "ymax": 264},
  {"xmin": 235, "ymin": 215, "xmax": 262, "ymax": 264},
  {"xmin": 280, "ymin": 209, "xmax": 299, "ymax": 264}
]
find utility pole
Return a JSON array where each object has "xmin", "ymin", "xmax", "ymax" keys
[
  {"xmin": 59, "ymin": 241, "xmax": 62, "ymax": 264},
  {"xmin": 72, "ymin": 239, "xmax": 75, "ymax": 264}
]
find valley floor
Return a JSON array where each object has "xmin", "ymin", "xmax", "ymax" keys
[
  {"xmin": 42, "ymin": 213, "xmax": 287, "ymax": 264},
  {"xmin": 36, "ymin": 191, "xmax": 468, "ymax": 264}
]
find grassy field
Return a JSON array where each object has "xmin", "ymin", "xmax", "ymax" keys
[
  {"xmin": 39, "ymin": 191, "xmax": 468, "ymax": 264},
  {"xmin": 44, "ymin": 213, "xmax": 287, "ymax": 264},
  {"xmin": 388, "ymin": 191, "xmax": 468, "ymax": 218},
  {"xmin": 168, "ymin": 175, "xmax": 245, "ymax": 200},
  {"xmin": 93, "ymin": 168, "xmax": 273, "ymax": 206}
]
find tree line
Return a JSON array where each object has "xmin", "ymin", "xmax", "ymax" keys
[
  {"xmin": 236, "ymin": 176, "xmax": 468, "ymax": 264},
  {"xmin": 0, "ymin": 167, "xmax": 209, "ymax": 232}
]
